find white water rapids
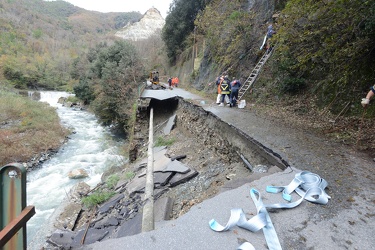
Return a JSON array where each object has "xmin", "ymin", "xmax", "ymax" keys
[{"xmin": 26, "ymin": 91, "xmax": 126, "ymax": 248}]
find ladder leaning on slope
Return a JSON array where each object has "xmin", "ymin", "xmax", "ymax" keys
[{"xmin": 238, "ymin": 49, "xmax": 274, "ymax": 101}]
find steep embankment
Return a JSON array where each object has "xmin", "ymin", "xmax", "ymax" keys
[
  {"xmin": 44, "ymin": 95, "xmax": 289, "ymax": 248},
  {"xmin": 168, "ymin": 0, "xmax": 375, "ymax": 154}
]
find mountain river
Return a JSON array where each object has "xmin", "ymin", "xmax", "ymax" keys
[{"xmin": 26, "ymin": 91, "xmax": 126, "ymax": 248}]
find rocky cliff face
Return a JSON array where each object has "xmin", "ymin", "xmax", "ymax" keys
[{"xmin": 115, "ymin": 8, "xmax": 165, "ymax": 41}]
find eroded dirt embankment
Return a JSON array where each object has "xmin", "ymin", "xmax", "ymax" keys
[
  {"xmin": 44, "ymin": 97, "xmax": 289, "ymax": 249},
  {"xmin": 132, "ymin": 97, "xmax": 288, "ymax": 217}
]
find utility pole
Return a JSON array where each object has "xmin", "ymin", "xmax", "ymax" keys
[
  {"xmin": 192, "ymin": 26, "xmax": 196, "ymax": 73},
  {"xmin": 142, "ymin": 108, "xmax": 154, "ymax": 232}
]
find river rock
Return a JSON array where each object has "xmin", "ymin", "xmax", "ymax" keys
[
  {"xmin": 57, "ymin": 97, "xmax": 66, "ymax": 104},
  {"xmin": 54, "ymin": 202, "xmax": 82, "ymax": 230},
  {"xmin": 68, "ymin": 169, "xmax": 89, "ymax": 179}
]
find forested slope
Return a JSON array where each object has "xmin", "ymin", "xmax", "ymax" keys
[
  {"xmin": 162, "ymin": 0, "xmax": 374, "ymax": 152},
  {"xmin": 163, "ymin": 0, "xmax": 375, "ymax": 116},
  {"xmin": 0, "ymin": 0, "xmax": 373, "ymax": 151},
  {"xmin": 0, "ymin": 0, "xmax": 141, "ymax": 90}
]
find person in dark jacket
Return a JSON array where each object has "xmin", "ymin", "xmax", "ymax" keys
[
  {"xmin": 168, "ymin": 77, "xmax": 172, "ymax": 87},
  {"xmin": 229, "ymin": 77, "xmax": 241, "ymax": 107}
]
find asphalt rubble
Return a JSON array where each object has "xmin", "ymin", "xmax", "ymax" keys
[{"xmin": 66, "ymin": 87, "xmax": 375, "ymax": 249}]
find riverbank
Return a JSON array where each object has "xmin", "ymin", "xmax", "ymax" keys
[{"xmin": 0, "ymin": 89, "xmax": 70, "ymax": 168}]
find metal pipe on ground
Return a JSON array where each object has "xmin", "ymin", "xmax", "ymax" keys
[
  {"xmin": 142, "ymin": 108, "xmax": 155, "ymax": 232},
  {"xmin": 237, "ymin": 151, "xmax": 254, "ymax": 171}
]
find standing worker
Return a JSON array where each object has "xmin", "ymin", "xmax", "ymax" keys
[
  {"xmin": 219, "ymin": 75, "xmax": 231, "ymax": 107},
  {"xmin": 216, "ymin": 75, "xmax": 224, "ymax": 104},
  {"xmin": 265, "ymin": 22, "xmax": 276, "ymax": 53},
  {"xmin": 361, "ymin": 84, "xmax": 375, "ymax": 107},
  {"xmin": 175, "ymin": 77, "xmax": 179, "ymax": 88},
  {"xmin": 168, "ymin": 77, "xmax": 172, "ymax": 88},
  {"xmin": 230, "ymin": 77, "xmax": 241, "ymax": 107},
  {"xmin": 361, "ymin": 85, "xmax": 375, "ymax": 108},
  {"xmin": 267, "ymin": 23, "xmax": 276, "ymax": 39}
]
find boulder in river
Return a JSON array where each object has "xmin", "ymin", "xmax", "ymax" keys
[{"xmin": 68, "ymin": 169, "xmax": 89, "ymax": 179}]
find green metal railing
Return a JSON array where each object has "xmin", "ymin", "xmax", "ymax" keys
[{"xmin": 0, "ymin": 163, "xmax": 35, "ymax": 250}]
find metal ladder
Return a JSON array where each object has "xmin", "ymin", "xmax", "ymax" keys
[{"xmin": 238, "ymin": 50, "xmax": 273, "ymax": 101}]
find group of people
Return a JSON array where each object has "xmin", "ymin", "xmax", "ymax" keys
[
  {"xmin": 168, "ymin": 77, "xmax": 179, "ymax": 88},
  {"xmin": 215, "ymin": 75, "xmax": 241, "ymax": 107},
  {"xmin": 213, "ymin": 73, "xmax": 374, "ymax": 110}
]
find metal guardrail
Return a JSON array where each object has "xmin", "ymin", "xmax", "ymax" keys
[{"xmin": 0, "ymin": 163, "xmax": 35, "ymax": 250}]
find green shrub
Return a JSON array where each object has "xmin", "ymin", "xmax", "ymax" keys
[
  {"xmin": 106, "ymin": 174, "xmax": 120, "ymax": 189},
  {"xmin": 66, "ymin": 95, "xmax": 80, "ymax": 104},
  {"xmin": 82, "ymin": 190, "xmax": 115, "ymax": 209},
  {"xmin": 154, "ymin": 136, "xmax": 175, "ymax": 147},
  {"xmin": 73, "ymin": 80, "xmax": 95, "ymax": 105},
  {"xmin": 279, "ymin": 77, "xmax": 306, "ymax": 95},
  {"xmin": 123, "ymin": 171, "xmax": 135, "ymax": 180}
]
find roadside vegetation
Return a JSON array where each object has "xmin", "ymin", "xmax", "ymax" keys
[
  {"xmin": 154, "ymin": 136, "xmax": 176, "ymax": 147},
  {"xmin": 82, "ymin": 190, "xmax": 116, "ymax": 209},
  {"xmin": 0, "ymin": 87, "xmax": 69, "ymax": 167},
  {"xmin": 81, "ymin": 171, "xmax": 135, "ymax": 208}
]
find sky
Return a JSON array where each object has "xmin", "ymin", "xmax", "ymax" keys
[{"xmin": 56, "ymin": 0, "xmax": 174, "ymax": 18}]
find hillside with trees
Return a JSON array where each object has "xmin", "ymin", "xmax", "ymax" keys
[
  {"xmin": 0, "ymin": 0, "xmax": 142, "ymax": 91},
  {"xmin": 0, "ymin": 0, "xmax": 373, "ymax": 151},
  {"xmin": 162, "ymin": 0, "xmax": 374, "ymax": 152},
  {"xmin": 164, "ymin": 0, "xmax": 375, "ymax": 114},
  {"xmin": 0, "ymin": 0, "xmax": 151, "ymax": 133}
]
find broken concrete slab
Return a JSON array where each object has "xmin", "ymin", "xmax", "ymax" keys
[
  {"xmin": 77, "ymin": 227, "xmax": 114, "ymax": 246},
  {"xmin": 170, "ymin": 155, "xmax": 186, "ymax": 161},
  {"xmin": 98, "ymin": 194, "xmax": 124, "ymax": 214},
  {"xmin": 162, "ymin": 158, "xmax": 190, "ymax": 174},
  {"xmin": 138, "ymin": 148, "xmax": 170, "ymax": 175},
  {"xmin": 163, "ymin": 114, "xmax": 176, "ymax": 135},
  {"xmin": 153, "ymin": 146, "xmax": 167, "ymax": 154},
  {"xmin": 127, "ymin": 172, "xmax": 173, "ymax": 195},
  {"xmin": 138, "ymin": 155, "xmax": 191, "ymax": 177},
  {"xmin": 126, "ymin": 175, "xmax": 146, "ymax": 195},
  {"xmin": 94, "ymin": 217, "xmax": 119, "ymax": 229},
  {"xmin": 114, "ymin": 212, "xmax": 142, "ymax": 238},
  {"xmin": 54, "ymin": 202, "xmax": 82, "ymax": 230},
  {"xmin": 136, "ymin": 146, "xmax": 167, "ymax": 169},
  {"xmin": 169, "ymin": 168, "xmax": 199, "ymax": 187},
  {"xmin": 154, "ymin": 197, "xmax": 174, "ymax": 222},
  {"xmin": 153, "ymin": 171, "xmax": 174, "ymax": 186},
  {"xmin": 47, "ymin": 229, "xmax": 76, "ymax": 249}
]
